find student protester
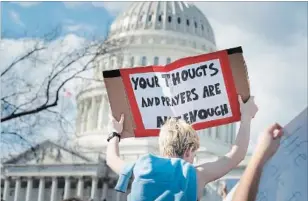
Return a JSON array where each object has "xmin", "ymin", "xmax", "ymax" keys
[
  {"xmin": 106, "ymin": 96, "xmax": 258, "ymax": 201},
  {"xmin": 231, "ymin": 123, "xmax": 283, "ymax": 201}
]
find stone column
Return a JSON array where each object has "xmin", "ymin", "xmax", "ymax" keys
[
  {"xmin": 163, "ymin": 2, "xmax": 167, "ymax": 29},
  {"xmin": 13, "ymin": 177, "xmax": 21, "ymax": 201},
  {"xmin": 82, "ymin": 100, "xmax": 89, "ymax": 132},
  {"xmin": 225, "ymin": 125, "xmax": 229, "ymax": 144},
  {"xmin": 224, "ymin": 125, "xmax": 229, "ymax": 143},
  {"xmin": 106, "ymin": 98, "xmax": 111, "ymax": 124},
  {"xmin": 103, "ymin": 96, "xmax": 109, "ymax": 128},
  {"xmin": 37, "ymin": 177, "xmax": 45, "ymax": 201},
  {"xmin": 221, "ymin": 126, "xmax": 225, "ymax": 143},
  {"xmin": 217, "ymin": 126, "xmax": 222, "ymax": 141},
  {"xmin": 90, "ymin": 176, "xmax": 98, "ymax": 200},
  {"xmin": 63, "ymin": 176, "xmax": 71, "ymax": 199},
  {"xmin": 211, "ymin": 127, "xmax": 217, "ymax": 140},
  {"xmin": 224, "ymin": 125, "xmax": 230, "ymax": 143},
  {"xmin": 231, "ymin": 124, "xmax": 235, "ymax": 144},
  {"xmin": 77, "ymin": 177, "xmax": 84, "ymax": 198},
  {"xmin": 80, "ymin": 101, "xmax": 86, "ymax": 132},
  {"xmin": 101, "ymin": 181, "xmax": 108, "ymax": 200},
  {"xmin": 220, "ymin": 125, "xmax": 225, "ymax": 143},
  {"xmin": 50, "ymin": 177, "xmax": 58, "ymax": 201},
  {"xmin": 116, "ymin": 192, "xmax": 122, "ymax": 201},
  {"xmin": 228, "ymin": 125, "xmax": 233, "ymax": 144},
  {"xmin": 131, "ymin": 56, "xmax": 135, "ymax": 67},
  {"xmin": 86, "ymin": 99, "xmax": 92, "ymax": 131},
  {"xmin": 207, "ymin": 128, "xmax": 211, "ymax": 138},
  {"xmin": 122, "ymin": 55, "xmax": 128, "ymax": 68},
  {"xmin": 2, "ymin": 177, "xmax": 10, "ymax": 201},
  {"xmin": 97, "ymin": 96, "xmax": 105, "ymax": 129},
  {"xmin": 76, "ymin": 103, "xmax": 82, "ymax": 133},
  {"xmin": 25, "ymin": 177, "xmax": 33, "ymax": 201},
  {"xmin": 91, "ymin": 96, "xmax": 98, "ymax": 129},
  {"xmin": 230, "ymin": 125, "xmax": 233, "ymax": 143}
]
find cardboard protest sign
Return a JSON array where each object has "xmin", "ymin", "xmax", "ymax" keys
[
  {"xmin": 103, "ymin": 46, "xmax": 250, "ymax": 138},
  {"xmin": 224, "ymin": 107, "xmax": 308, "ymax": 201}
]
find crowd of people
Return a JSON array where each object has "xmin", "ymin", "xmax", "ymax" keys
[{"xmin": 63, "ymin": 96, "xmax": 284, "ymax": 201}]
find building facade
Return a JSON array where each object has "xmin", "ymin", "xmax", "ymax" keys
[{"xmin": 1, "ymin": 2, "xmax": 247, "ymax": 201}]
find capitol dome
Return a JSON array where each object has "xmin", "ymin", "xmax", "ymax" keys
[
  {"xmin": 75, "ymin": 1, "xmax": 235, "ymax": 163},
  {"xmin": 109, "ymin": 1, "xmax": 216, "ymax": 47}
]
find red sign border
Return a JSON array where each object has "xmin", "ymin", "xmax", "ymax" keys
[{"xmin": 120, "ymin": 50, "xmax": 240, "ymax": 137}]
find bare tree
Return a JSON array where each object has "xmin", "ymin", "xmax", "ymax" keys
[{"xmin": 0, "ymin": 28, "xmax": 117, "ymax": 158}]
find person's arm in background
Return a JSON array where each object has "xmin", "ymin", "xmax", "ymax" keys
[
  {"xmin": 196, "ymin": 96, "xmax": 258, "ymax": 184},
  {"xmin": 231, "ymin": 123, "xmax": 283, "ymax": 201},
  {"xmin": 106, "ymin": 114, "xmax": 126, "ymax": 174}
]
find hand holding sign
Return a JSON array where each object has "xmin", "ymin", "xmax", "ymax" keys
[
  {"xmin": 254, "ymin": 123, "xmax": 283, "ymax": 165},
  {"xmin": 238, "ymin": 96, "xmax": 258, "ymax": 120},
  {"xmin": 110, "ymin": 114, "xmax": 125, "ymax": 134}
]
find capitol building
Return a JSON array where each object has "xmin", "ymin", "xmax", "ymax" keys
[{"xmin": 1, "ymin": 2, "xmax": 248, "ymax": 201}]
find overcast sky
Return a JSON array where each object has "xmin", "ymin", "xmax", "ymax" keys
[{"xmin": 1, "ymin": 1, "xmax": 307, "ymax": 154}]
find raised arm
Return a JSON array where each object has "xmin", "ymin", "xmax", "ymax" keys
[
  {"xmin": 106, "ymin": 114, "xmax": 126, "ymax": 174},
  {"xmin": 231, "ymin": 123, "xmax": 283, "ymax": 201},
  {"xmin": 196, "ymin": 96, "xmax": 258, "ymax": 185}
]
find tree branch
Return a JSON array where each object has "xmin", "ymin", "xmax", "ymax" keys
[
  {"xmin": 45, "ymin": 108, "xmax": 74, "ymax": 130},
  {"xmin": 74, "ymin": 76, "xmax": 103, "ymax": 82},
  {"xmin": 1, "ymin": 46, "xmax": 47, "ymax": 77},
  {"xmin": 1, "ymin": 59, "xmax": 97, "ymax": 122},
  {"xmin": 1, "ymin": 88, "xmax": 32, "ymax": 100},
  {"xmin": 1, "ymin": 131, "xmax": 33, "ymax": 146}
]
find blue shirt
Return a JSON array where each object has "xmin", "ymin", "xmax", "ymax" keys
[{"xmin": 115, "ymin": 154, "xmax": 198, "ymax": 201}]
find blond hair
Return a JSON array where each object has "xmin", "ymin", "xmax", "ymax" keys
[{"xmin": 158, "ymin": 118, "xmax": 200, "ymax": 157}]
